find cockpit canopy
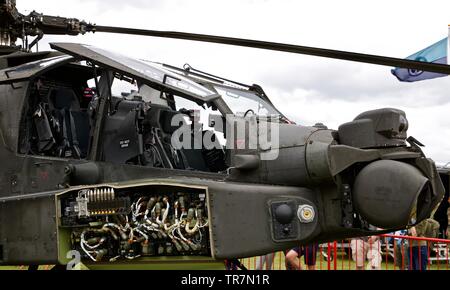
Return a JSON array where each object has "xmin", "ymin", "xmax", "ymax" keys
[
  {"xmin": 0, "ymin": 43, "xmax": 285, "ymax": 174},
  {"xmin": 0, "ymin": 43, "xmax": 285, "ymax": 120}
]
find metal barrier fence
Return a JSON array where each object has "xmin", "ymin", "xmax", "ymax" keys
[{"xmin": 237, "ymin": 234, "xmax": 450, "ymax": 270}]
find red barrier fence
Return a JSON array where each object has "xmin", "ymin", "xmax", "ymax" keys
[{"xmin": 236, "ymin": 234, "xmax": 450, "ymax": 270}]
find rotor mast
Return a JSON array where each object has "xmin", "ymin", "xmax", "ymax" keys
[{"xmin": 0, "ymin": 0, "xmax": 91, "ymax": 52}]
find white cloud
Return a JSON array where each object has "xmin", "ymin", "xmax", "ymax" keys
[{"xmin": 15, "ymin": 0, "xmax": 450, "ymax": 162}]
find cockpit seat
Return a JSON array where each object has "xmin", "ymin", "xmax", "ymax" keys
[
  {"xmin": 102, "ymin": 99, "xmax": 142, "ymax": 164},
  {"xmin": 48, "ymin": 87, "xmax": 90, "ymax": 158}
]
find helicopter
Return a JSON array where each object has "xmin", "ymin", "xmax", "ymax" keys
[{"xmin": 0, "ymin": 0, "xmax": 447, "ymax": 269}]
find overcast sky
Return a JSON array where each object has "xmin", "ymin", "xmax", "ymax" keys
[{"xmin": 16, "ymin": 0, "xmax": 450, "ymax": 164}]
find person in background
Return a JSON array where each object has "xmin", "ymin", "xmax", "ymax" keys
[
  {"xmin": 224, "ymin": 259, "xmax": 247, "ymax": 270},
  {"xmin": 224, "ymin": 259, "xmax": 238, "ymax": 270},
  {"xmin": 285, "ymin": 244, "xmax": 318, "ymax": 270},
  {"xmin": 350, "ymin": 234, "xmax": 382, "ymax": 270},
  {"xmin": 255, "ymin": 253, "xmax": 275, "ymax": 270},
  {"xmin": 409, "ymin": 218, "xmax": 440, "ymax": 271},
  {"xmin": 392, "ymin": 229, "xmax": 409, "ymax": 270}
]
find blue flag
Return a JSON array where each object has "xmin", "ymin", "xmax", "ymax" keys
[{"xmin": 391, "ymin": 37, "xmax": 448, "ymax": 82}]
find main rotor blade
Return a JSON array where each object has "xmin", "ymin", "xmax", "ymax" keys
[{"xmin": 92, "ymin": 25, "xmax": 450, "ymax": 75}]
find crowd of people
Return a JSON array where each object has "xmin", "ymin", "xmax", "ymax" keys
[{"xmin": 245, "ymin": 217, "xmax": 444, "ymax": 271}]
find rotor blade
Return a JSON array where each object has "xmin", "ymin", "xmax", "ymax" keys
[{"xmin": 92, "ymin": 25, "xmax": 450, "ymax": 75}]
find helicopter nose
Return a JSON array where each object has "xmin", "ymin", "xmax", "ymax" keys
[{"xmin": 352, "ymin": 159, "xmax": 432, "ymax": 228}]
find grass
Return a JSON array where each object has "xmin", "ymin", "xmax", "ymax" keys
[
  {"xmin": 1, "ymin": 246, "xmax": 449, "ymax": 270},
  {"xmin": 0, "ymin": 265, "xmax": 55, "ymax": 270}
]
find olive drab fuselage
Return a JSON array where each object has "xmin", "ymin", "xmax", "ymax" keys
[{"xmin": 0, "ymin": 1, "xmax": 445, "ymax": 266}]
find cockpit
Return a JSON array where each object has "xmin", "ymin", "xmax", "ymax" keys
[{"xmin": 0, "ymin": 43, "xmax": 287, "ymax": 174}]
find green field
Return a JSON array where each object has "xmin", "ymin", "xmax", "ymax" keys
[{"xmin": 1, "ymin": 247, "xmax": 449, "ymax": 270}]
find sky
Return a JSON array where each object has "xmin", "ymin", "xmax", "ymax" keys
[{"xmin": 16, "ymin": 0, "xmax": 450, "ymax": 164}]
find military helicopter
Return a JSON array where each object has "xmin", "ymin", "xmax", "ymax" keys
[{"xmin": 0, "ymin": 0, "xmax": 447, "ymax": 269}]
